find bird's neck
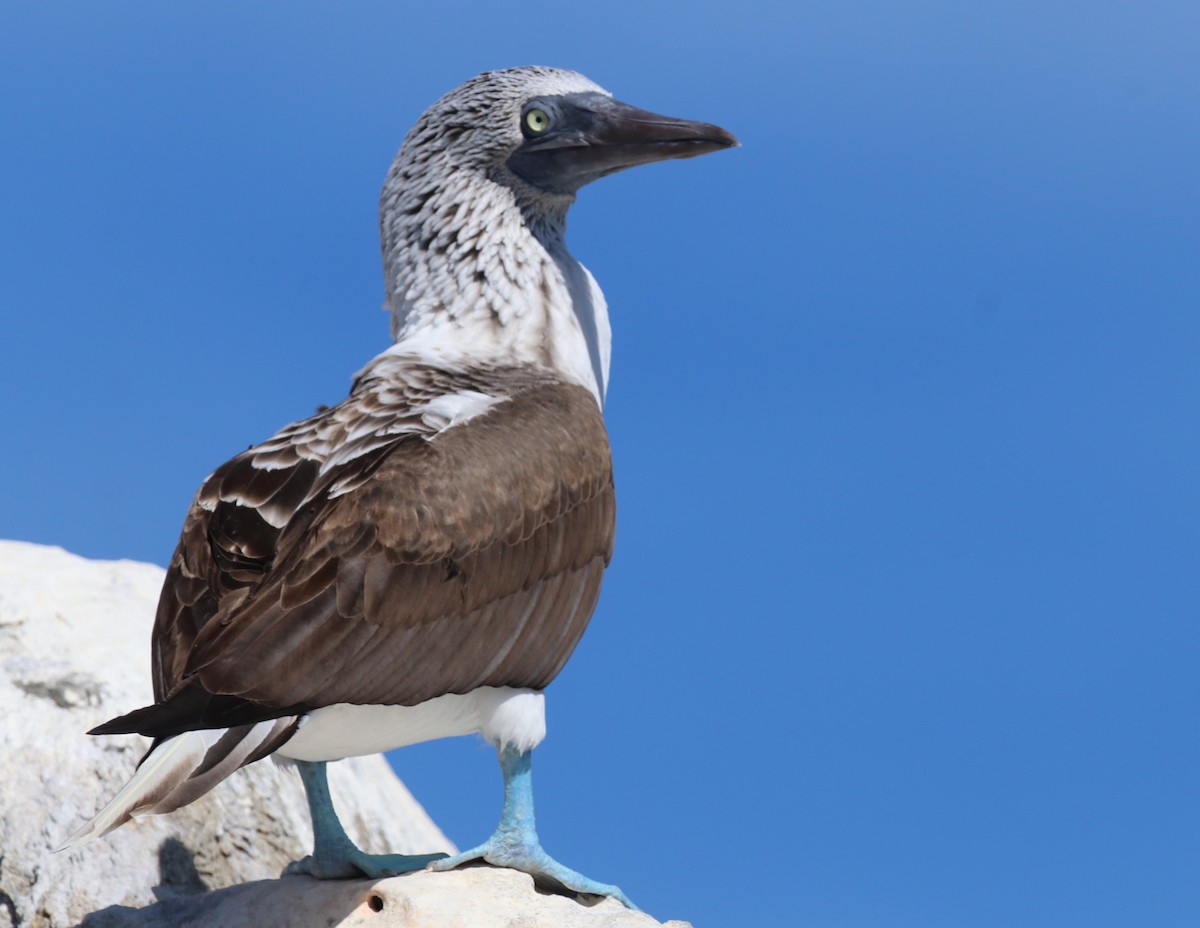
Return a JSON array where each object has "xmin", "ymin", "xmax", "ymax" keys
[{"xmin": 380, "ymin": 176, "xmax": 611, "ymax": 407}]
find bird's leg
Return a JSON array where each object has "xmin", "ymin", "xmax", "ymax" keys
[
  {"xmin": 286, "ymin": 760, "xmax": 446, "ymax": 879},
  {"xmin": 428, "ymin": 745, "xmax": 637, "ymax": 909}
]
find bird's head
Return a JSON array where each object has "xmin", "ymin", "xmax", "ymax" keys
[
  {"xmin": 390, "ymin": 66, "xmax": 737, "ymax": 206},
  {"xmin": 380, "ymin": 67, "xmax": 736, "ymax": 366}
]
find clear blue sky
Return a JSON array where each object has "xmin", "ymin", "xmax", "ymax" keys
[{"xmin": 3, "ymin": 2, "xmax": 1199, "ymax": 925}]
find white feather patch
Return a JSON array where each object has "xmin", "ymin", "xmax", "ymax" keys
[
  {"xmin": 419, "ymin": 390, "xmax": 505, "ymax": 431},
  {"xmin": 277, "ymin": 686, "xmax": 546, "ymax": 761}
]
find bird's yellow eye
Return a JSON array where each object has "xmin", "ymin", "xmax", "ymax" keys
[{"xmin": 524, "ymin": 108, "xmax": 550, "ymax": 134}]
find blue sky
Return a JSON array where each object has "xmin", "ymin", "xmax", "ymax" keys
[{"xmin": 3, "ymin": 2, "xmax": 1199, "ymax": 925}]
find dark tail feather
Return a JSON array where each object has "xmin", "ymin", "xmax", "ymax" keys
[{"xmin": 90, "ymin": 681, "xmax": 306, "ymax": 739}]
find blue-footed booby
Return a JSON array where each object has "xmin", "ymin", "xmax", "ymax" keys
[{"xmin": 64, "ymin": 66, "xmax": 736, "ymax": 908}]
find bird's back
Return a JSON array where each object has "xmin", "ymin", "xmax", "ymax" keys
[{"xmin": 102, "ymin": 357, "xmax": 614, "ymax": 742}]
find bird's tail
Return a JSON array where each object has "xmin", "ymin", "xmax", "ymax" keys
[{"xmin": 59, "ymin": 717, "xmax": 299, "ymax": 850}]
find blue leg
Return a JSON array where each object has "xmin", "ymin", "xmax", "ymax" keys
[
  {"xmin": 286, "ymin": 760, "xmax": 447, "ymax": 879},
  {"xmin": 428, "ymin": 746, "xmax": 637, "ymax": 909}
]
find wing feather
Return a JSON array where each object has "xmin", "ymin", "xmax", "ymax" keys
[{"xmin": 138, "ymin": 365, "xmax": 612, "ymax": 736}]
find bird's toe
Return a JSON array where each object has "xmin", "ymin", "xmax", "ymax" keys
[
  {"xmin": 428, "ymin": 837, "xmax": 636, "ymax": 909},
  {"xmin": 288, "ymin": 849, "xmax": 446, "ymax": 879}
]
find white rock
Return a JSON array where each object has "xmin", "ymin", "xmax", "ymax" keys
[
  {"xmin": 0, "ymin": 541, "xmax": 450, "ymax": 927},
  {"xmin": 0, "ymin": 541, "xmax": 686, "ymax": 928},
  {"xmin": 82, "ymin": 869, "xmax": 689, "ymax": 928}
]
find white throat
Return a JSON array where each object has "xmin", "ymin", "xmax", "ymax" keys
[{"xmin": 380, "ymin": 172, "xmax": 611, "ymax": 406}]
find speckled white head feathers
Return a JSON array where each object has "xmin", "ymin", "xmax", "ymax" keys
[
  {"xmin": 389, "ymin": 67, "xmax": 610, "ymax": 185},
  {"xmin": 378, "ymin": 66, "xmax": 736, "ymax": 403}
]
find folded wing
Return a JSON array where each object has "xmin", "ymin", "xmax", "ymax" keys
[{"xmin": 106, "ymin": 366, "xmax": 613, "ymax": 741}]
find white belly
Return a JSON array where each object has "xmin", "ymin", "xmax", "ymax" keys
[{"xmin": 276, "ymin": 686, "xmax": 547, "ymax": 762}]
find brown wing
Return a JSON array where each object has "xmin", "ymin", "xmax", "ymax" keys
[
  {"xmin": 150, "ymin": 453, "xmax": 322, "ymax": 703},
  {"xmin": 163, "ymin": 378, "xmax": 613, "ymax": 712}
]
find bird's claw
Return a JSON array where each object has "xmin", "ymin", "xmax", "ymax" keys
[
  {"xmin": 288, "ymin": 847, "xmax": 447, "ymax": 879},
  {"xmin": 428, "ymin": 836, "xmax": 637, "ymax": 909}
]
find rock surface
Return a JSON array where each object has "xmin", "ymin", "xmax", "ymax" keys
[
  {"xmin": 0, "ymin": 541, "xmax": 684, "ymax": 928},
  {"xmin": 77, "ymin": 868, "xmax": 687, "ymax": 928}
]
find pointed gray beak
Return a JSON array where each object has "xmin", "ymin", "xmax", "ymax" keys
[{"xmin": 507, "ymin": 93, "xmax": 738, "ymax": 195}]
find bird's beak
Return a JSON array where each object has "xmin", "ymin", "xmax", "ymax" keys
[{"xmin": 507, "ymin": 95, "xmax": 738, "ymax": 195}]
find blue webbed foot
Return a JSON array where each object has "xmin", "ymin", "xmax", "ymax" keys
[
  {"xmin": 427, "ymin": 746, "xmax": 637, "ymax": 910},
  {"xmin": 290, "ymin": 759, "xmax": 447, "ymax": 880},
  {"xmin": 429, "ymin": 836, "xmax": 636, "ymax": 908},
  {"xmin": 287, "ymin": 844, "xmax": 446, "ymax": 879}
]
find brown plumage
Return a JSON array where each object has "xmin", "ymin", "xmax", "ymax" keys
[{"xmin": 98, "ymin": 364, "xmax": 613, "ymax": 739}]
